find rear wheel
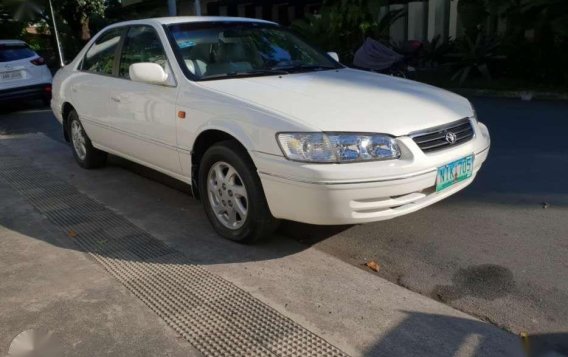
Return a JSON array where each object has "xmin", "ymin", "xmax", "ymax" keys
[
  {"xmin": 68, "ymin": 110, "xmax": 107, "ymax": 169},
  {"xmin": 198, "ymin": 141, "xmax": 279, "ymax": 243}
]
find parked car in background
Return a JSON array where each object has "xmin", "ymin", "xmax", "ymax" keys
[
  {"xmin": 51, "ymin": 17, "xmax": 491, "ymax": 243},
  {"xmin": 0, "ymin": 40, "xmax": 53, "ymax": 105}
]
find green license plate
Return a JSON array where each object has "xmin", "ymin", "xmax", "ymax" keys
[{"xmin": 436, "ymin": 154, "xmax": 474, "ymax": 192}]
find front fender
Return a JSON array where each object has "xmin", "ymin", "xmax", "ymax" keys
[{"xmin": 176, "ymin": 85, "xmax": 313, "ymax": 156}]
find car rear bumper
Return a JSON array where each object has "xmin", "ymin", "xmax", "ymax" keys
[{"xmin": 0, "ymin": 83, "xmax": 52, "ymax": 102}]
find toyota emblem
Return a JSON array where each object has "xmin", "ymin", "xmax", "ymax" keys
[{"xmin": 445, "ymin": 131, "xmax": 457, "ymax": 144}]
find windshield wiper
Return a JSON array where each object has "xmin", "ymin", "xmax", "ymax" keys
[
  {"xmin": 270, "ymin": 64, "xmax": 337, "ymax": 73},
  {"xmin": 200, "ymin": 69, "xmax": 289, "ymax": 80}
]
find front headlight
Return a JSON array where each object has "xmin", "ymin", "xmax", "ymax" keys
[{"xmin": 277, "ymin": 132, "xmax": 401, "ymax": 163}]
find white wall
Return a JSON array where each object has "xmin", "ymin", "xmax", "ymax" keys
[
  {"xmin": 382, "ymin": 0, "xmax": 461, "ymax": 43},
  {"xmin": 428, "ymin": 0, "xmax": 449, "ymax": 40},
  {"xmin": 449, "ymin": 0, "xmax": 460, "ymax": 39},
  {"xmin": 389, "ymin": 4, "xmax": 407, "ymax": 43},
  {"xmin": 408, "ymin": 1, "xmax": 427, "ymax": 41}
]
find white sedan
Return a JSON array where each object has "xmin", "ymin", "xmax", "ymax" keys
[{"xmin": 51, "ymin": 17, "xmax": 490, "ymax": 243}]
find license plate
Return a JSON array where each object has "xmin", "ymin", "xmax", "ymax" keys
[
  {"xmin": 0, "ymin": 70, "xmax": 23, "ymax": 81},
  {"xmin": 436, "ymin": 154, "xmax": 474, "ymax": 192}
]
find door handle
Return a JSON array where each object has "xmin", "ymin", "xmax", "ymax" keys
[{"xmin": 111, "ymin": 96, "xmax": 121, "ymax": 103}]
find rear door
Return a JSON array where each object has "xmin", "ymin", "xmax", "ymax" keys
[
  {"xmin": 71, "ymin": 27, "xmax": 124, "ymax": 147},
  {"xmin": 105, "ymin": 25, "xmax": 181, "ymax": 176}
]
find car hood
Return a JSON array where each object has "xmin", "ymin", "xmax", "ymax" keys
[{"xmin": 199, "ymin": 68, "xmax": 473, "ymax": 136}]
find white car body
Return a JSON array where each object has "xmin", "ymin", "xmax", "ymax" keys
[
  {"xmin": 0, "ymin": 40, "xmax": 52, "ymax": 103},
  {"xmin": 51, "ymin": 17, "xmax": 490, "ymax": 226}
]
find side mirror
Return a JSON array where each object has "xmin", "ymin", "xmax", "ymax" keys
[
  {"xmin": 129, "ymin": 63, "xmax": 169, "ymax": 85},
  {"xmin": 327, "ymin": 52, "xmax": 339, "ymax": 62}
]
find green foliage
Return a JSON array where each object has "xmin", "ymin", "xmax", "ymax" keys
[
  {"xmin": 501, "ymin": 36, "xmax": 568, "ymax": 87},
  {"xmin": 449, "ymin": 0, "xmax": 568, "ymax": 88},
  {"xmin": 419, "ymin": 35, "xmax": 454, "ymax": 68},
  {"xmin": 483, "ymin": 0, "xmax": 520, "ymax": 15},
  {"xmin": 0, "ymin": 9, "xmax": 26, "ymax": 38},
  {"xmin": 521, "ymin": 0, "xmax": 568, "ymax": 38},
  {"xmin": 492, "ymin": 0, "xmax": 568, "ymax": 86},
  {"xmin": 291, "ymin": 0, "xmax": 405, "ymax": 64},
  {"xmin": 457, "ymin": 0, "xmax": 487, "ymax": 38},
  {"xmin": 447, "ymin": 33, "xmax": 502, "ymax": 85},
  {"xmin": 0, "ymin": 22, "xmax": 25, "ymax": 38},
  {"xmin": 55, "ymin": 0, "xmax": 105, "ymax": 41}
]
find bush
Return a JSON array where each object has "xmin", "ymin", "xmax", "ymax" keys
[
  {"xmin": 291, "ymin": 0, "xmax": 404, "ymax": 64},
  {"xmin": 446, "ymin": 33, "xmax": 503, "ymax": 85},
  {"xmin": 501, "ymin": 36, "xmax": 568, "ymax": 87}
]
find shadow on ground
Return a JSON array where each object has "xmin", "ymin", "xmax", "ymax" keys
[
  {"xmin": 367, "ymin": 311, "xmax": 567, "ymax": 357},
  {"xmin": 0, "ymin": 100, "xmax": 63, "ymax": 143}
]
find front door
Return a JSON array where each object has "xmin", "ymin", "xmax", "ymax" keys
[{"xmin": 106, "ymin": 25, "xmax": 181, "ymax": 176}]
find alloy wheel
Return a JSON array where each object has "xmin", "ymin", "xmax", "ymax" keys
[
  {"xmin": 207, "ymin": 161, "xmax": 248, "ymax": 230},
  {"xmin": 70, "ymin": 120, "xmax": 87, "ymax": 161}
]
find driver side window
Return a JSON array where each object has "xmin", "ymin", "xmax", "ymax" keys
[{"xmin": 119, "ymin": 26, "xmax": 168, "ymax": 79}]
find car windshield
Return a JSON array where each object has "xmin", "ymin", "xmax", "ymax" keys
[
  {"xmin": 167, "ymin": 22, "xmax": 341, "ymax": 80},
  {"xmin": 0, "ymin": 44, "xmax": 36, "ymax": 63}
]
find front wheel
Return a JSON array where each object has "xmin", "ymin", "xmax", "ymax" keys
[
  {"xmin": 198, "ymin": 141, "xmax": 279, "ymax": 243},
  {"xmin": 68, "ymin": 110, "xmax": 107, "ymax": 169}
]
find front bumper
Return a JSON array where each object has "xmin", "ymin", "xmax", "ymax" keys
[
  {"xmin": 0, "ymin": 83, "xmax": 51, "ymax": 102},
  {"xmin": 254, "ymin": 121, "xmax": 490, "ymax": 225}
]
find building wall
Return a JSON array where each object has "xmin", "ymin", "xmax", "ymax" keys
[
  {"xmin": 407, "ymin": 2, "xmax": 427, "ymax": 41},
  {"xmin": 383, "ymin": 0, "xmax": 476, "ymax": 43}
]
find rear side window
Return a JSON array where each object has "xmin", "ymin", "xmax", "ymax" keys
[
  {"xmin": 82, "ymin": 28, "xmax": 123, "ymax": 75},
  {"xmin": 118, "ymin": 26, "xmax": 168, "ymax": 79},
  {"xmin": 0, "ymin": 44, "xmax": 36, "ymax": 62}
]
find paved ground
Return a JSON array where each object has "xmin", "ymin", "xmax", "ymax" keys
[
  {"xmin": 0, "ymin": 175, "xmax": 200, "ymax": 357},
  {"xmin": 1, "ymin": 97, "xmax": 567, "ymax": 355},
  {"xmin": 0, "ymin": 133, "xmax": 523, "ymax": 356},
  {"xmin": 297, "ymin": 97, "xmax": 568, "ymax": 334}
]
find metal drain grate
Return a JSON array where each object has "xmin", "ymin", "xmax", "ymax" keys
[{"xmin": 0, "ymin": 146, "xmax": 348, "ymax": 357}]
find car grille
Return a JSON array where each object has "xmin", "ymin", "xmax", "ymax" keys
[{"xmin": 410, "ymin": 118, "xmax": 474, "ymax": 153}]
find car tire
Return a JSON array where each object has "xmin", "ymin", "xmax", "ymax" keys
[
  {"xmin": 198, "ymin": 140, "xmax": 279, "ymax": 243},
  {"xmin": 68, "ymin": 109, "xmax": 107, "ymax": 169}
]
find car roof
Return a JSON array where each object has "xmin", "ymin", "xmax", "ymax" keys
[
  {"xmin": 107, "ymin": 16, "xmax": 276, "ymax": 28},
  {"xmin": 0, "ymin": 40, "xmax": 28, "ymax": 46}
]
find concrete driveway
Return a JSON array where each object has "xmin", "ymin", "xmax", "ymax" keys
[
  {"xmin": 296, "ymin": 97, "xmax": 568, "ymax": 334},
  {"xmin": 1, "ymin": 97, "xmax": 567, "ymax": 355}
]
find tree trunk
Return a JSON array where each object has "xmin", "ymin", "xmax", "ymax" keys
[{"xmin": 81, "ymin": 16, "xmax": 90, "ymax": 42}]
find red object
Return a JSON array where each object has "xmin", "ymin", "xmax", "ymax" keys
[
  {"xmin": 178, "ymin": 111, "xmax": 186, "ymax": 119},
  {"xmin": 30, "ymin": 57, "xmax": 46, "ymax": 65},
  {"xmin": 43, "ymin": 85, "xmax": 52, "ymax": 93},
  {"xmin": 408, "ymin": 40, "xmax": 423, "ymax": 51}
]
